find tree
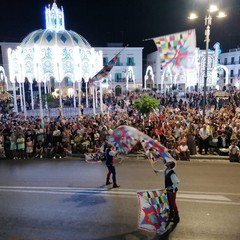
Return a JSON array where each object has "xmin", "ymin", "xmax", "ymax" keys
[{"xmin": 134, "ymin": 95, "xmax": 159, "ymax": 116}]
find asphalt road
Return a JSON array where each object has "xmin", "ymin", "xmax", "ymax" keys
[{"xmin": 0, "ymin": 157, "xmax": 239, "ymax": 240}]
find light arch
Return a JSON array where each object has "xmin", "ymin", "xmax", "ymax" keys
[{"xmin": 144, "ymin": 66, "xmax": 154, "ymax": 89}]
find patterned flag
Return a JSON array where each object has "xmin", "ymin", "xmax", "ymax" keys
[
  {"xmin": 153, "ymin": 29, "xmax": 196, "ymax": 74},
  {"xmin": 137, "ymin": 189, "xmax": 169, "ymax": 234},
  {"xmin": 89, "ymin": 46, "xmax": 127, "ymax": 85}
]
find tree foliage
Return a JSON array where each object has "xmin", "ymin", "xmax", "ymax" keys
[{"xmin": 134, "ymin": 95, "xmax": 159, "ymax": 116}]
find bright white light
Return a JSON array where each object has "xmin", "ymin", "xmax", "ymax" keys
[
  {"xmin": 188, "ymin": 12, "xmax": 198, "ymax": 20},
  {"xmin": 67, "ymin": 87, "xmax": 74, "ymax": 97},
  {"xmin": 52, "ymin": 88, "xmax": 59, "ymax": 97},
  {"xmin": 209, "ymin": 5, "xmax": 219, "ymax": 13},
  {"xmin": 216, "ymin": 11, "xmax": 227, "ymax": 18}
]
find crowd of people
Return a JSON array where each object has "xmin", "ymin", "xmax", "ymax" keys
[{"xmin": 0, "ymin": 89, "xmax": 240, "ymax": 162}]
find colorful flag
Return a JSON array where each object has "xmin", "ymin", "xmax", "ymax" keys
[
  {"xmin": 108, "ymin": 125, "xmax": 175, "ymax": 165},
  {"xmin": 89, "ymin": 46, "xmax": 127, "ymax": 85},
  {"xmin": 153, "ymin": 29, "xmax": 196, "ymax": 74},
  {"xmin": 137, "ymin": 189, "xmax": 169, "ymax": 234}
]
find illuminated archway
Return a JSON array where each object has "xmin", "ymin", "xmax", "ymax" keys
[{"xmin": 144, "ymin": 66, "xmax": 154, "ymax": 89}]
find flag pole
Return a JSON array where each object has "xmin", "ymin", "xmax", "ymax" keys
[{"xmin": 142, "ymin": 37, "xmax": 154, "ymax": 42}]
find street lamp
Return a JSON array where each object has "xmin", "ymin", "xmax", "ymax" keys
[{"xmin": 189, "ymin": 5, "xmax": 226, "ymax": 123}]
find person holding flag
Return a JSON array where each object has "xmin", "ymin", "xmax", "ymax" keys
[
  {"xmin": 154, "ymin": 161, "xmax": 180, "ymax": 224},
  {"xmin": 105, "ymin": 143, "xmax": 120, "ymax": 188}
]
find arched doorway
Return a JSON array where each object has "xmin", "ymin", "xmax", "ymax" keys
[{"xmin": 115, "ymin": 85, "xmax": 122, "ymax": 96}]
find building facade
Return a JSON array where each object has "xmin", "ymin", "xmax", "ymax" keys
[
  {"xmin": 95, "ymin": 46, "xmax": 143, "ymax": 96},
  {"xmin": 218, "ymin": 48, "xmax": 240, "ymax": 89},
  {"xmin": 145, "ymin": 42, "xmax": 231, "ymax": 92}
]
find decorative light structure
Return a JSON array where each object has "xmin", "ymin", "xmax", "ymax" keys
[
  {"xmin": 8, "ymin": 1, "xmax": 102, "ymax": 118},
  {"xmin": 188, "ymin": 4, "xmax": 226, "ymax": 123}
]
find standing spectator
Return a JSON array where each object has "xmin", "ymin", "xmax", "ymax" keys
[
  {"xmin": 165, "ymin": 130, "xmax": 175, "ymax": 150},
  {"xmin": 198, "ymin": 124, "xmax": 210, "ymax": 155},
  {"xmin": 173, "ymin": 122, "xmax": 182, "ymax": 142},
  {"xmin": 187, "ymin": 129, "xmax": 197, "ymax": 155},
  {"xmin": 53, "ymin": 142, "xmax": 64, "ymax": 159},
  {"xmin": 0, "ymin": 139, "xmax": 5, "ymax": 158},
  {"xmin": 10, "ymin": 130, "xmax": 17, "ymax": 159},
  {"xmin": 52, "ymin": 125, "xmax": 62, "ymax": 145},
  {"xmin": 16, "ymin": 133, "xmax": 25, "ymax": 159},
  {"xmin": 4, "ymin": 135, "xmax": 11, "ymax": 158},
  {"xmin": 26, "ymin": 137, "xmax": 33, "ymax": 159}
]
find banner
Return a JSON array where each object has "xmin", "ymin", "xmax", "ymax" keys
[
  {"xmin": 153, "ymin": 29, "xmax": 196, "ymax": 74},
  {"xmin": 89, "ymin": 46, "xmax": 127, "ymax": 85}
]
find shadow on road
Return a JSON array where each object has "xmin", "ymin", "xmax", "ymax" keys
[
  {"xmin": 91, "ymin": 222, "xmax": 179, "ymax": 240},
  {"xmin": 62, "ymin": 189, "xmax": 107, "ymax": 208}
]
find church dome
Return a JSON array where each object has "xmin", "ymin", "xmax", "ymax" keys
[
  {"xmin": 20, "ymin": 1, "xmax": 91, "ymax": 49},
  {"xmin": 20, "ymin": 29, "xmax": 91, "ymax": 49}
]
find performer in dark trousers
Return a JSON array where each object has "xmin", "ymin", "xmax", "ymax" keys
[
  {"xmin": 105, "ymin": 144, "xmax": 120, "ymax": 188},
  {"xmin": 155, "ymin": 161, "xmax": 180, "ymax": 223}
]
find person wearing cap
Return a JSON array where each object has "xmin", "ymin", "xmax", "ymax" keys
[
  {"xmin": 105, "ymin": 143, "xmax": 120, "ymax": 188},
  {"xmin": 154, "ymin": 161, "xmax": 180, "ymax": 224}
]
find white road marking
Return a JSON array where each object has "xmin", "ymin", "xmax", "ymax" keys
[
  {"xmin": 0, "ymin": 186, "xmax": 239, "ymax": 205},
  {"xmin": 178, "ymin": 193, "xmax": 231, "ymax": 201}
]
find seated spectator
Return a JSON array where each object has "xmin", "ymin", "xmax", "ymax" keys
[
  {"xmin": 209, "ymin": 131, "xmax": 219, "ymax": 155},
  {"xmin": 169, "ymin": 143, "xmax": 180, "ymax": 161},
  {"xmin": 62, "ymin": 142, "xmax": 72, "ymax": 157},
  {"xmin": 218, "ymin": 132, "xmax": 229, "ymax": 155},
  {"xmin": 35, "ymin": 141, "xmax": 44, "ymax": 158},
  {"xmin": 179, "ymin": 140, "xmax": 190, "ymax": 161},
  {"xmin": 229, "ymin": 141, "xmax": 240, "ymax": 162},
  {"xmin": 44, "ymin": 142, "xmax": 54, "ymax": 159}
]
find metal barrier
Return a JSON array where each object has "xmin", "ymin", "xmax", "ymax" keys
[{"xmin": 26, "ymin": 107, "xmax": 101, "ymax": 118}]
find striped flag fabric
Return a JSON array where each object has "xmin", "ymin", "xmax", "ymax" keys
[
  {"xmin": 153, "ymin": 29, "xmax": 196, "ymax": 73},
  {"xmin": 137, "ymin": 189, "xmax": 169, "ymax": 234}
]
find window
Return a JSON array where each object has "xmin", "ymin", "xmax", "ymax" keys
[
  {"xmin": 115, "ymin": 73, "xmax": 122, "ymax": 82},
  {"xmin": 103, "ymin": 57, "xmax": 108, "ymax": 66},
  {"xmin": 238, "ymin": 69, "xmax": 240, "ymax": 77},
  {"xmin": 224, "ymin": 58, "xmax": 227, "ymax": 65},
  {"xmin": 230, "ymin": 70, "xmax": 234, "ymax": 77},
  {"xmin": 231, "ymin": 57, "xmax": 235, "ymax": 64},
  {"xmin": 127, "ymin": 57, "xmax": 135, "ymax": 66},
  {"xmin": 239, "ymin": 56, "xmax": 240, "ymax": 64}
]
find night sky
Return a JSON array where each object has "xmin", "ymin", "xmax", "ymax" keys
[{"xmin": 0, "ymin": 0, "xmax": 239, "ymax": 56}]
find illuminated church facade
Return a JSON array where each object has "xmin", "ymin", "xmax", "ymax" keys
[{"xmin": 0, "ymin": 1, "xmax": 143, "ymax": 117}]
